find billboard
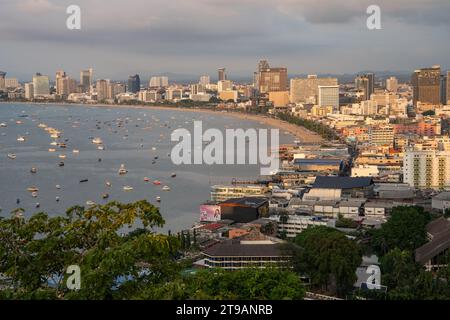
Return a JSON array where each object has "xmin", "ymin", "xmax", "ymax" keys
[{"xmin": 200, "ymin": 205, "xmax": 221, "ymax": 222}]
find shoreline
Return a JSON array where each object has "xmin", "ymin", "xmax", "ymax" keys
[{"xmin": 0, "ymin": 101, "xmax": 324, "ymax": 144}]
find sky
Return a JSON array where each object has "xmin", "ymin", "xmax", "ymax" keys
[{"xmin": 1, "ymin": 0, "xmax": 450, "ymax": 81}]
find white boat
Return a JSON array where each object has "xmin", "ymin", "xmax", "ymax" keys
[
  {"xmin": 0, "ymin": 123, "xmax": 7, "ymax": 127},
  {"xmin": 123, "ymin": 186, "xmax": 134, "ymax": 191},
  {"xmin": 7, "ymin": 153, "xmax": 16, "ymax": 159},
  {"xmin": 92, "ymin": 137, "xmax": 103, "ymax": 145},
  {"xmin": 86, "ymin": 201, "xmax": 96, "ymax": 206},
  {"xmin": 97, "ymin": 145, "xmax": 105, "ymax": 150},
  {"xmin": 17, "ymin": 136, "xmax": 26, "ymax": 142},
  {"xmin": 50, "ymin": 133, "xmax": 60, "ymax": 139},
  {"xmin": 118, "ymin": 164, "xmax": 128, "ymax": 175},
  {"xmin": 162, "ymin": 186, "xmax": 171, "ymax": 191},
  {"xmin": 156, "ymin": 196, "xmax": 161, "ymax": 202},
  {"xmin": 27, "ymin": 186, "xmax": 39, "ymax": 192},
  {"xmin": 38, "ymin": 123, "xmax": 47, "ymax": 128},
  {"xmin": 56, "ymin": 185, "xmax": 61, "ymax": 189},
  {"xmin": 48, "ymin": 148, "xmax": 56, "ymax": 152},
  {"xmin": 58, "ymin": 154, "xmax": 67, "ymax": 159},
  {"xmin": 31, "ymin": 192, "xmax": 38, "ymax": 198},
  {"xmin": 30, "ymin": 167, "xmax": 37, "ymax": 173},
  {"xmin": 72, "ymin": 149, "xmax": 80, "ymax": 153},
  {"xmin": 50, "ymin": 141, "xmax": 58, "ymax": 146}
]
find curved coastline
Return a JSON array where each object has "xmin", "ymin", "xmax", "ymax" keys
[{"xmin": 0, "ymin": 101, "xmax": 324, "ymax": 144}]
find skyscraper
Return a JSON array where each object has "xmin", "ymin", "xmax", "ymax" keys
[
  {"xmin": 80, "ymin": 68, "xmax": 93, "ymax": 93},
  {"xmin": 411, "ymin": 66, "xmax": 441, "ymax": 106},
  {"xmin": 355, "ymin": 73, "xmax": 375, "ymax": 101},
  {"xmin": 290, "ymin": 75, "xmax": 338, "ymax": 104},
  {"xmin": 32, "ymin": 73, "xmax": 50, "ymax": 97},
  {"xmin": 0, "ymin": 71, "xmax": 6, "ymax": 90},
  {"xmin": 149, "ymin": 76, "xmax": 169, "ymax": 88},
  {"xmin": 127, "ymin": 74, "xmax": 140, "ymax": 93},
  {"xmin": 25, "ymin": 83, "xmax": 34, "ymax": 100},
  {"xmin": 258, "ymin": 67, "xmax": 287, "ymax": 94},
  {"xmin": 218, "ymin": 68, "xmax": 226, "ymax": 81},
  {"xmin": 199, "ymin": 75, "xmax": 210, "ymax": 86},
  {"xmin": 440, "ymin": 75, "xmax": 447, "ymax": 105},
  {"xmin": 96, "ymin": 79, "xmax": 109, "ymax": 101},
  {"xmin": 318, "ymin": 85, "xmax": 339, "ymax": 110},
  {"xmin": 386, "ymin": 76, "xmax": 398, "ymax": 93}
]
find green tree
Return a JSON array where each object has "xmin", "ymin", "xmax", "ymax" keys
[{"xmin": 292, "ymin": 226, "xmax": 362, "ymax": 296}]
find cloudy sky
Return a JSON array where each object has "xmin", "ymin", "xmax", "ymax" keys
[{"xmin": 1, "ymin": 0, "xmax": 449, "ymax": 81}]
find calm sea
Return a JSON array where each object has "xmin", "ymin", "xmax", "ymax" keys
[{"xmin": 0, "ymin": 103, "xmax": 294, "ymax": 231}]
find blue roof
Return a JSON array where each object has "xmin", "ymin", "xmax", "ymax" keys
[{"xmin": 312, "ymin": 176, "xmax": 373, "ymax": 189}]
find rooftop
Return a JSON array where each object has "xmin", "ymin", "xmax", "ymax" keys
[
  {"xmin": 312, "ymin": 176, "xmax": 373, "ymax": 189},
  {"xmin": 220, "ymin": 197, "xmax": 268, "ymax": 208},
  {"xmin": 203, "ymin": 240, "xmax": 289, "ymax": 257}
]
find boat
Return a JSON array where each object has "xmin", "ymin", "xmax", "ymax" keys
[
  {"xmin": 58, "ymin": 161, "xmax": 65, "ymax": 167},
  {"xmin": 152, "ymin": 147, "xmax": 156, "ymax": 151},
  {"xmin": 7, "ymin": 153, "xmax": 16, "ymax": 159},
  {"xmin": 50, "ymin": 141, "xmax": 58, "ymax": 146},
  {"xmin": 171, "ymin": 173, "xmax": 176, "ymax": 178},
  {"xmin": 123, "ymin": 186, "xmax": 134, "ymax": 191},
  {"xmin": 86, "ymin": 201, "xmax": 96, "ymax": 206},
  {"xmin": 102, "ymin": 193, "xmax": 109, "ymax": 199},
  {"xmin": 106, "ymin": 181, "xmax": 112, "ymax": 187},
  {"xmin": 0, "ymin": 123, "xmax": 7, "ymax": 127},
  {"xmin": 31, "ymin": 192, "xmax": 38, "ymax": 198},
  {"xmin": 59, "ymin": 143, "xmax": 67, "ymax": 148},
  {"xmin": 162, "ymin": 186, "xmax": 171, "ymax": 191},
  {"xmin": 73, "ymin": 149, "xmax": 80, "ymax": 153},
  {"xmin": 50, "ymin": 133, "xmax": 60, "ymax": 139},
  {"xmin": 144, "ymin": 177, "xmax": 150, "ymax": 182},
  {"xmin": 56, "ymin": 185, "xmax": 61, "ymax": 189},
  {"xmin": 58, "ymin": 154, "xmax": 67, "ymax": 159},
  {"xmin": 35, "ymin": 203, "xmax": 40, "ymax": 208},
  {"xmin": 156, "ymin": 196, "xmax": 161, "ymax": 202},
  {"xmin": 97, "ymin": 145, "xmax": 105, "ymax": 150},
  {"xmin": 30, "ymin": 167, "xmax": 37, "ymax": 174},
  {"xmin": 38, "ymin": 123, "xmax": 47, "ymax": 128},
  {"xmin": 92, "ymin": 137, "xmax": 103, "ymax": 145},
  {"xmin": 153, "ymin": 180, "xmax": 161, "ymax": 185},
  {"xmin": 118, "ymin": 164, "xmax": 128, "ymax": 175},
  {"xmin": 49, "ymin": 148, "xmax": 56, "ymax": 152},
  {"xmin": 56, "ymin": 196, "xmax": 60, "ymax": 202},
  {"xmin": 79, "ymin": 179, "xmax": 88, "ymax": 183},
  {"xmin": 17, "ymin": 136, "xmax": 26, "ymax": 142}
]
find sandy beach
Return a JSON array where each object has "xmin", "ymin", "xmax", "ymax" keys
[{"xmin": 1, "ymin": 102, "xmax": 324, "ymax": 144}]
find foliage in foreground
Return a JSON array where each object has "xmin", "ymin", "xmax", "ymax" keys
[{"xmin": 0, "ymin": 201, "xmax": 305, "ymax": 300}]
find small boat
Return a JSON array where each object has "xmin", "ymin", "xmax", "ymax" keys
[
  {"xmin": 0, "ymin": 122, "xmax": 7, "ymax": 127},
  {"xmin": 80, "ymin": 179, "xmax": 88, "ymax": 183},
  {"xmin": 58, "ymin": 161, "xmax": 65, "ymax": 167},
  {"xmin": 154, "ymin": 156, "xmax": 158, "ymax": 160},
  {"xmin": 50, "ymin": 141, "xmax": 58, "ymax": 146},
  {"xmin": 123, "ymin": 185, "xmax": 134, "ymax": 191},
  {"xmin": 58, "ymin": 154, "xmax": 66, "ymax": 159},
  {"xmin": 97, "ymin": 145, "xmax": 105, "ymax": 150},
  {"xmin": 162, "ymin": 186, "xmax": 171, "ymax": 191},
  {"xmin": 156, "ymin": 196, "xmax": 161, "ymax": 202},
  {"xmin": 49, "ymin": 148, "xmax": 56, "ymax": 152},
  {"xmin": 56, "ymin": 185, "xmax": 61, "ymax": 189},
  {"xmin": 106, "ymin": 181, "xmax": 112, "ymax": 187},
  {"xmin": 16, "ymin": 120, "xmax": 23, "ymax": 125},
  {"xmin": 152, "ymin": 147, "xmax": 156, "ymax": 151},
  {"xmin": 27, "ymin": 186, "xmax": 39, "ymax": 192},
  {"xmin": 144, "ymin": 177, "xmax": 150, "ymax": 182},
  {"xmin": 59, "ymin": 143, "xmax": 67, "ymax": 148},
  {"xmin": 92, "ymin": 137, "xmax": 103, "ymax": 145},
  {"xmin": 171, "ymin": 173, "xmax": 176, "ymax": 178},
  {"xmin": 102, "ymin": 193, "xmax": 109, "ymax": 199},
  {"xmin": 50, "ymin": 133, "xmax": 60, "ymax": 139},
  {"xmin": 31, "ymin": 192, "xmax": 38, "ymax": 198},
  {"xmin": 98, "ymin": 158, "xmax": 102, "ymax": 162},
  {"xmin": 72, "ymin": 149, "xmax": 80, "ymax": 153},
  {"xmin": 56, "ymin": 196, "xmax": 60, "ymax": 202},
  {"xmin": 30, "ymin": 167, "xmax": 37, "ymax": 174},
  {"xmin": 7, "ymin": 153, "xmax": 16, "ymax": 159},
  {"xmin": 118, "ymin": 164, "xmax": 128, "ymax": 175},
  {"xmin": 35, "ymin": 203, "xmax": 40, "ymax": 208},
  {"xmin": 38, "ymin": 123, "xmax": 47, "ymax": 128},
  {"xmin": 17, "ymin": 136, "xmax": 26, "ymax": 142},
  {"xmin": 16, "ymin": 198, "xmax": 20, "ymax": 204},
  {"xmin": 153, "ymin": 180, "xmax": 161, "ymax": 185},
  {"xmin": 86, "ymin": 201, "xmax": 96, "ymax": 206}
]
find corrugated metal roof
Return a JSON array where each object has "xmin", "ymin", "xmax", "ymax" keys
[{"xmin": 312, "ymin": 176, "xmax": 373, "ymax": 189}]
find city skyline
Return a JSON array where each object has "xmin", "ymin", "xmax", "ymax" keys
[{"xmin": 1, "ymin": 0, "xmax": 450, "ymax": 80}]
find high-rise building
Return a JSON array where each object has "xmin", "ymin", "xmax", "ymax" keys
[
  {"xmin": 191, "ymin": 84, "xmax": 205, "ymax": 95},
  {"xmin": 80, "ymin": 68, "xmax": 93, "ymax": 93},
  {"xmin": 218, "ymin": 68, "xmax": 226, "ymax": 81},
  {"xmin": 32, "ymin": 73, "xmax": 50, "ymax": 97},
  {"xmin": 403, "ymin": 148, "xmax": 450, "ymax": 189},
  {"xmin": 5, "ymin": 78, "xmax": 19, "ymax": 89},
  {"xmin": 254, "ymin": 60, "xmax": 270, "ymax": 90},
  {"xmin": 355, "ymin": 73, "xmax": 375, "ymax": 101},
  {"xmin": 318, "ymin": 85, "xmax": 339, "ymax": 110},
  {"xmin": 25, "ymin": 83, "xmax": 34, "ymax": 100},
  {"xmin": 447, "ymin": 71, "xmax": 450, "ymax": 104},
  {"xmin": 217, "ymin": 80, "xmax": 233, "ymax": 93},
  {"xmin": 258, "ymin": 67, "xmax": 287, "ymax": 94},
  {"xmin": 199, "ymin": 75, "xmax": 210, "ymax": 86},
  {"xmin": 386, "ymin": 76, "xmax": 398, "ymax": 93},
  {"xmin": 440, "ymin": 74, "xmax": 447, "ymax": 105},
  {"xmin": 411, "ymin": 66, "xmax": 441, "ymax": 106},
  {"xmin": 127, "ymin": 74, "xmax": 140, "ymax": 93},
  {"xmin": 290, "ymin": 75, "xmax": 338, "ymax": 104},
  {"xmin": 96, "ymin": 79, "xmax": 109, "ymax": 101},
  {"xmin": 149, "ymin": 76, "xmax": 169, "ymax": 88},
  {"xmin": 166, "ymin": 88, "xmax": 183, "ymax": 101},
  {"xmin": 56, "ymin": 71, "xmax": 77, "ymax": 96},
  {"xmin": 0, "ymin": 71, "xmax": 6, "ymax": 90}
]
